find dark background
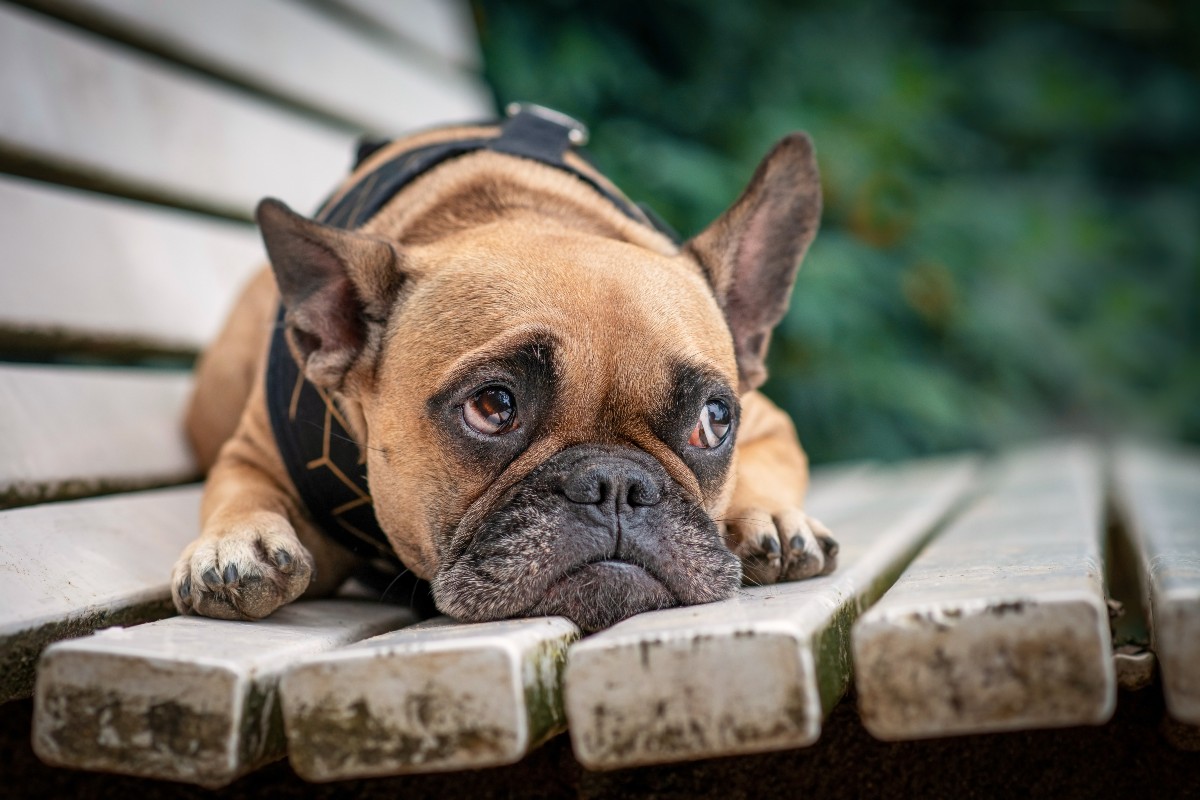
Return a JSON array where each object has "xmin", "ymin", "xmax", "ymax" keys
[{"xmin": 473, "ymin": 0, "xmax": 1199, "ymax": 465}]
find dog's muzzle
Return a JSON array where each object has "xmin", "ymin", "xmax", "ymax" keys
[{"xmin": 431, "ymin": 445, "xmax": 741, "ymax": 631}]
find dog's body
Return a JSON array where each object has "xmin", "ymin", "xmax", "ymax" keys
[{"xmin": 176, "ymin": 113, "xmax": 835, "ymax": 631}]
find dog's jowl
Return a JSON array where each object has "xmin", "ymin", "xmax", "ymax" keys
[{"xmin": 175, "ymin": 108, "xmax": 836, "ymax": 631}]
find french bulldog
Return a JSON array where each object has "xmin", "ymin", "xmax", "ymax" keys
[{"xmin": 174, "ymin": 109, "xmax": 836, "ymax": 632}]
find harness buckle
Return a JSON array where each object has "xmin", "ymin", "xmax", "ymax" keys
[{"xmin": 505, "ymin": 102, "xmax": 589, "ymax": 147}]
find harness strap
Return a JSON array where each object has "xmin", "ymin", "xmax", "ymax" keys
[{"xmin": 323, "ymin": 112, "xmax": 657, "ymax": 232}]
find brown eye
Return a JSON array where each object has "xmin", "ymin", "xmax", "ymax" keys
[
  {"xmin": 463, "ymin": 387, "xmax": 518, "ymax": 435},
  {"xmin": 688, "ymin": 399, "xmax": 732, "ymax": 449}
]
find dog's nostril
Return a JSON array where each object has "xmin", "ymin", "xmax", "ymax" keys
[
  {"xmin": 563, "ymin": 465, "xmax": 609, "ymax": 504},
  {"xmin": 627, "ymin": 475, "xmax": 661, "ymax": 507},
  {"xmin": 562, "ymin": 461, "xmax": 662, "ymax": 508}
]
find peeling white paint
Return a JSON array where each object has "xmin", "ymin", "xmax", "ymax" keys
[
  {"xmin": 279, "ymin": 615, "xmax": 579, "ymax": 780},
  {"xmin": 32, "ymin": 600, "xmax": 414, "ymax": 788},
  {"xmin": 853, "ymin": 444, "xmax": 1116, "ymax": 740}
]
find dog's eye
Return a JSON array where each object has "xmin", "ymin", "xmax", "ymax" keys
[
  {"xmin": 688, "ymin": 399, "xmax": 732, "ymax": 449},
  {"xmin": 463, "ymin": 387, "xmax": 518, "ymax": 435}
]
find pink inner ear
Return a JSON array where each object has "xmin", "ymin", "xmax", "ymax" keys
[
  {"xmin": 288, "ymin": 276, "xmax": 365, "ymax": 365},
  {"xmin": 736, "ymin": 199, "xmax": 774, "ymax": 288},
  {"xmin": 726, "ymin": 196, "xmax": 787, "ymax": 349},
  {"xmin": 309, "ymin": 277, "xmax": 365, "ymax": 355}
]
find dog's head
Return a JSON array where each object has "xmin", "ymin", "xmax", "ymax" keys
[{"xmin": 257, "ymin": 133, "xmax": 820, "ymax": 631}]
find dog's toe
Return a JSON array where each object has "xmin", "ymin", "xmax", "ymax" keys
[
  {"xmin": 810, "ymin": 515, "xmax": 839, "ymax": 576},
  {"xmin": 777, "ymin": 508, "xmax": 837, "ymax": 581},
  {"xmin": 724, "ymin": 506, "xmax": 839, "ymax": 586},
  {"xmin": 724, "ymin": 509, "xmax": 784, "ymax": 586},
  {"xmin": 172, "ymin": 512, "xmax": 314, "ymax": 620}
]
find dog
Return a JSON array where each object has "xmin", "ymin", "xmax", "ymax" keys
[{"xmin": 174, "ymin": 106, "xmax": 836, "ymax": 632}]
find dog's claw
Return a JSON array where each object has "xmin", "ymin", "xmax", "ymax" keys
[
  {"xmin": 787, "ymin": 535, "xmax": 806, "ymax": 555},
  {"xmin": 223, "ymin": 562, "xmax": 239, "ymax": 586},
  {"xmin": 179, "ymin": 575, "xmax": 192, "ymax": 602},
  {"xmin": 761, "ymin": 535, "xmax": 781, "ymax": 556},
  {"xmin": 273, "ymin": 548, "xmax": 293, "ymax": 572},
  {"xmin": 202, "ymin": 568, "xmax": 222, "ymax": 589}
]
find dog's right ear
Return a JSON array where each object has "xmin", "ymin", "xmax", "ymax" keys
[
  {"xmin": 685, "ymin": 134, "xmax": 821, "ymax": 393},
  {"xmin": 256, "ymin": 198, "xmax": 403, "ymax": 390}
]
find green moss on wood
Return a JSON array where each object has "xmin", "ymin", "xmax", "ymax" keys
[{"xmin": 1, "ymin": 597, "xmax": 177, "ymax": 704}]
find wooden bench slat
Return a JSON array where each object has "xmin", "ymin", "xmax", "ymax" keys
[
  {"xmin": 32, "ymin": 599, "xmax": 416, "ymax": 787},
  {"xmin": 279, "ymin": 616, "xmax": 580, "ymax": 780},
  {"xmin": 562, "ymin": 456, "xmax": 979, "ymax": 769},
  {"xmin": 30, "ymin": 0, "xmax": 491, "ymax": 135},
  {"xmin": 0, "ymin": 4, "xmax": 354, "ymax": 217},
  {"xmin": 0, "ymin": 364, "xmax": 196, "ymax": 508},
  {"xmin": 852, "ymin": 443, "xmax": 1116, "ymax": 740},
  {"xmin": 0, "ymin": 486, "xmax": 201, "ymax": 702},
  {"xmin": 1113, "ymin": 443, "xmax": 1200, "ymax": 725},
  {"xmin": 0, "ymin": 176, "xmax": 262, "ymax": 352},
  {"xmin": 329, "ymin": 0, "xmax": 483, "ymax": 69},
  {"xmin": 804, "ymin": 460, "xmax": 878, "ymax": 518}
]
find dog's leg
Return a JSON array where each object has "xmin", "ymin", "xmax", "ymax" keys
[
  {"xmin": 723, "ymin": 391, "xmax": 838, "ymax": 586},
  {"xmin": 185, "ymin": 268, "xmax": 278, "ymax": 471},
  {"xmin": 173, "ymin": 379, "xmax": 361, "ymax": 620}
]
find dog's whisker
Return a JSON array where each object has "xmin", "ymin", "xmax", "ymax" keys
[
  {"xmin": 379, "ymin": 567, "xmax": 412, "ymax": 602},
  {"xmin": 408, "ymin": 577, "xmax": 425, "ymax": 611},
  {"xmin": 297, "ymin": 418, "xmax": 390, "ymax": 455}
]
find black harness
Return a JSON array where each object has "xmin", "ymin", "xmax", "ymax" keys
[{"xmin": 265, "ymin": 106, "xmax": 677, "ymax": 590}]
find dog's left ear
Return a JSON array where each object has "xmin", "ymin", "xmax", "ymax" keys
[
  {"xmin": 257, "ymin": 198, "xmax": 404, "ymax": 390},
  {"xmin": 685, "ymin": 133, "xmax": 821, "ymax": 392}
]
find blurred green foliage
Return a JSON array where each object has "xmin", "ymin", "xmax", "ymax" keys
[{"xmin": 474, "ymin": 0, "xmax": 1199, "ymax": 463}]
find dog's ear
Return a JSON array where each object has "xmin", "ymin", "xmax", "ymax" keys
[
  {"xmin": 685, "ymin": 133, "xmax": 822, "ymax": 392},
  {"xmin": 256, "ymin": 198, "xmax": 403, "ymax": 390}
]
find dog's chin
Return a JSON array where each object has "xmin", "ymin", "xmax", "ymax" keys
[{"xmin": 526, "ymin": 560, "xmax": 677, "ymax": 632}]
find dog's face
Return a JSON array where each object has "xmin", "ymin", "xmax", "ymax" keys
[
  {"xmin": 258, "ymin": 134, "xmax": 821, "ymax": 630},
  {"xmin": 369, "ymin": 227, "xmax": 743, "ymax": 630}
]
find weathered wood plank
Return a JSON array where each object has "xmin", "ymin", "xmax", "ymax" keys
[
  {"xmin": 805, "ymin": 459, "xmax": 878, "ymax": 518},
  {"xmin": 0, "ymin": 364, "xmax": 196, "ymax": 508},
  {"xmin": 29, "ymin": 0, "xmax": 491, "ymax": 135},
  {"xmin": 32, "ymin": 600, "xmax": 415, "ymax": 787},
  {"xmin": 280, "ymin": 616, "xmax": 579, "ymax": 780},
  {"xmin": 0, "ymin": 4, "xmax": 354, "ymax": 217},
  {"xmin": 0, "ymin": 486, "xmax": 201, "ymax": 702},
  {"xmin": 852, "ymin": 444, "xmax": 1115, "ymax": 740},
  {"xmin": 563, "ymin": 456, "xmax": 978, "ymax": 769},
  {"xmin": 0, "ymin": 176, "xmax": 262, "ymax": 352},
  {"xmin": 328, "ymin": 0, "xmax": 483, "ymax": 69},
  {"xmin": 1113, "ymin": 443, "xmax": 1200, "ymax": 725}
]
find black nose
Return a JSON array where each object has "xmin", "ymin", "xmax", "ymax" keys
[{"xmin": 562, "ymin": 458, "xmax": 662, "ymax": 508}]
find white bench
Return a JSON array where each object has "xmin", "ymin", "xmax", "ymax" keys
[
  {"xmin": 2, "ymin": 2, "xmax": 1197, "ymax": 788},
  {"xmin": 0, "ymin": 0, "xmax": 488, "ymax": 705}
]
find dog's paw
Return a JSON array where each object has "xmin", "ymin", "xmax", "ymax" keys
[
  {"xmin": 723, "ymin": 507, "xmax": 838, "ymax": 586},
  {"xmin": 171, "ymin": 512, "xmax": 314, "ymax": 620}
]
